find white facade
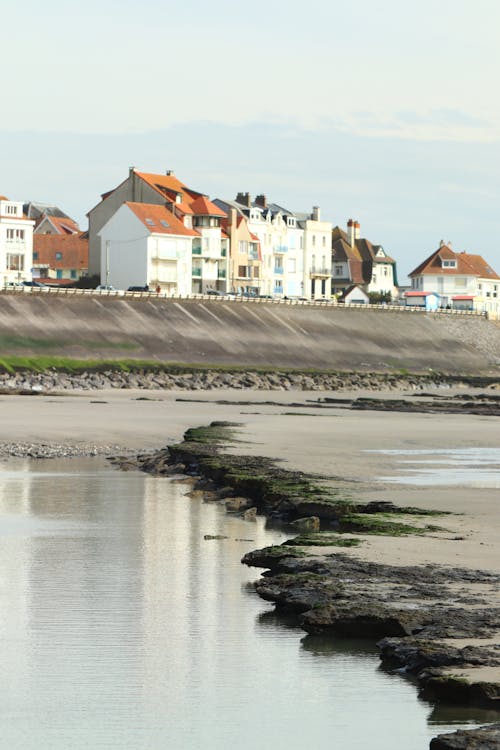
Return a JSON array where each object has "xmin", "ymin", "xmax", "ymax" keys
[
  {"xmin": 302, "ymin": 210, "xmax": 332, "ymax": 299},
  {"xmin": 98, "ymin": 204, "xmax": 193, "ymax": 295},
  {"xmin": 191, "ymin": 226, "xmax": 228, "ymax": 294},
  {"xmin": 0, "ymin": 198, "xmax": 35, "ymax": 286},
  {"xmin": 368, "ymin": 248, "xmax": 397, "ymax": 296}
]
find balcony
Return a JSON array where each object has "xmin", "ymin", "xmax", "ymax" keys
[
  {"xmin": 274, "ymin": 267, "xmax": 284, "ymax": 275},
  {"xmin": 221, "ymin": 247, "xmax": 227, "ymax": 257},
  {"xmin": 309, "ymin": 267, "xmax": 331, "ymax": 278},
  {"xmin": 192, "ymin": 267, "xmax": 202, "ymax": 277},
  {"xmin": 273, "ymin": 285, "xmax": 283, "ymax": 295},
  {"xmin": 273, "ymin": 245, "xmax": 288, "ymax": 254},
  {"xmin": 192, "ymin": 246, "xmax": 202, "ymax": 255},
  {"xmin": 218, "ymin": 269, "xmax": 226, "ymax": 279}
]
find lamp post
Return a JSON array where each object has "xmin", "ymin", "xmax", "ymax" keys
[{"xmin": 105, "ymin": 240, "xmax": 110, "ymax": 286}]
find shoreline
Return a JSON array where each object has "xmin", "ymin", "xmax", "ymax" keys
[{"xmin": 1, "ymin": 386, "xmax": 499, "ymax": 747}]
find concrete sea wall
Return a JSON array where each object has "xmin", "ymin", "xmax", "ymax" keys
[{"xmin": 0, "ymin": 293, "xmax": 499, "ymax": 374}]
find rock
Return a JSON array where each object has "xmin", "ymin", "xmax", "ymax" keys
[
  {"xmin": 430, "ymin": 723, "xmax": 500, "ymax": 749},
  {"xmin": 243, "ymin": 507, "xmax": 257, "ymax": 522},
  {"xmin": 203, "ymin": 534, "xmax": 228, "ymax": 540},
  {"xmin": 289, "ymin": 516, "xmax": 321, "ymax": 532},
  {"xmin": 225, "ymin": 497, "xmax": 252, "ymax": 512}
]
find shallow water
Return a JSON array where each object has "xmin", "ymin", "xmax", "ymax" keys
[
  {"xmin": 371, "ymin": 447, "xmax": 500, "ymax": 486},
  {"xmin": 0, "ymin": 458, "xmax": 491, "ymax": 749}
]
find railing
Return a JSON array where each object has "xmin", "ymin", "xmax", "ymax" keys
[
  {"xmin": 273, "ymin": 245, "xmax": 288, "ymax": 254},
  {"xmin": 192, "ymin": 268, "xmax": 202, "ymax": 277},
  {"xmin": 218, "ymin": 269, "xmax": 226, "ymax": 279},
  {"xmin": 192, "ymin": 247, "xmax": 202, "ymax": 255},
  {"xmin": 309, "ymin": 267, "xmax": 331, "ymax": 276},
  {"xmin": 274, "ymin": 267, "xmax": 284, "ymax": 275},
  {"xmin": 0, "ymin": 286, "xmax": 492, "ymax": 317}
]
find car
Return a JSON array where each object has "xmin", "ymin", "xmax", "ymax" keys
[
  {"xmin": 127, "ymin": 285, "xmax": 149, "ymax": 292},
  {"xmin": 22, "ymin": 280, "xmax": 48, "ymax": 288},
  {"xmin": 95, "ymin": 284, "xmax": 118, "ymax": 292},
  {"xmin": 206, "ymin": 289, "xmax": 223, "ymax": 296},
  {"xmin": 3, "ymin": 281, "xmax": 24, "ymax": 290}
]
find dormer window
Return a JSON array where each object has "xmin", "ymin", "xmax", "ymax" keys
[
  {"xmin": 287, "ymin": 217, "xmax": 296, "ymax": 228},
  {"xmin": 250, "ymin": 210, "xmax": 261, "ymax": 221},
  {"xmin": 442, "ymin": 259, "xmax": 457, "ymax": 268},
  {"xmin": 175, "ymin": 193, "xmax": 182, "ymax": 203},
  {"xmin": 4, "ymin": 204, "xmax": 18, "ymax": 215}
]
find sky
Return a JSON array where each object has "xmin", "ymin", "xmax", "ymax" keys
[{"xmin": 2, "ymin": 0, "xmax": 500, "ymax": 281}]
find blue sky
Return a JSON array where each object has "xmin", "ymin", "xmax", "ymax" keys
[{"xmin": 2, "ymin": 0, "xmax": 500, "ymax": 281}]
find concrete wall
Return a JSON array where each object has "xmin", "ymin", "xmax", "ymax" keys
[{"xmin": 0, "ymin": 295, "xmax": 499, "ymax": 373}]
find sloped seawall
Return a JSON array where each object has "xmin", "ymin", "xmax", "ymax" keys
[{"xmin": 0, "ymin": 293, "xmax": 499, "ymax": 374}]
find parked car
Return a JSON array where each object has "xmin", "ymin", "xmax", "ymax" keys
[
  {"xmin": 206, "ymin": 290, "xmax": 223, "ymax": 296},
  {"xmin": 127, "ymin": 285, "xmax": 149, "ymax": 292},
  {"xmin": 4, "ymin": 281, "xmax": 24, "ymax": 290},
  {"xmin": 22, "ymin": 280, "xmax": 48, "ymax": 288},
  {"xmin": 95, "ymin": 284, "xmax": 118, "ymax": 292}
]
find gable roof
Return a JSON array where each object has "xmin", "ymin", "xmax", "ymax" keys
[
  {"xmin": 125, "ymin": 202, "xmax": 199, "ymax": 237},
  {"xmin": 35, "ymin": 215, "xmax": 80, "ymax": 235},
  {"xmin": 409, "ymin": 245, "xmax": 500, "ymax": 279},
  {"xmin": 189, "ymin": 195, "xmax": 226, "ymax": 217}
]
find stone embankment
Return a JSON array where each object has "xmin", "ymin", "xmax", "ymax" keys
[
  {"xmin": 0, "ymin": 294, "xmax": 500, "ymax": 373},
  {"xmin": 1, "ymin": 368, "xmax": 500, "ymax": 394}
]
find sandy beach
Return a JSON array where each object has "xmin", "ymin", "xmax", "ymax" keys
[
  {"xmin": 1, "ymin": 387, "xmax": 499, "ymax": 574},
  {"xmin": 1, "ymin": 386, "xmax": 499, "ymax": 691}
]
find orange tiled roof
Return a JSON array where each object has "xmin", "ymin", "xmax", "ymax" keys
[
  {"xmin": 189, "ymin": 195, "xmax": 227, "ymax": 217},
  {"xmin": 409, "ymin": 245, "xmax": 500, "ymax": 279},
  {"xmin": 33, "ymin": 233, "xmax": 88, "ymax": 268},
  {"xmin": 125, "ymin": 202, "xmax": 199, "ymax": 237},
  {"xmin": 36, "ymin": 215, "xmax": 80, "ymax": 235}
]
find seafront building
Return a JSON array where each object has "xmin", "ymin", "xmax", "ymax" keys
[
  {"xmin": 408, "ymin": 242, "xmax": 500, "ymax": 314},
  {"xmin": 89, "ymin": 169, "xmax": 228, "ymax": 294},
  {"xmin": 331, "ymin": 220, "xmax": 398, "ymax": 298},
  {"xmin": 0, "ymin": 196, "xmax": 35, "ymax": 286}
]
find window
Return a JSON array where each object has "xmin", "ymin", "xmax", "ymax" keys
[
  {"xmin": 288, "ymin": 258, "xmax": 296, "ymax": 273},
  {"xmin": 238, "ymin": 241, "xmax": 248, "ymax": 254},
  {"xmin": 33, "ymin": 252, "xmax": 39, "ymax": 260},
  {"xmin": 56, "ymin": 270, "xmax": 63, "ymax": 279},
  {"xmin": 5, "ymin": 204, "xmax": 18, "ymax": 215},
  {"xmin": 442, "ymin": 259, "xmax": 457, "ymax": 268},
  {"xmin": 287, "ymin": 217, "xmax": 296, "ymax": 228},
  {"xmin": 70, "ymin": 270, "xmax": 77, "ymax": 279},
  {"xmin": 6, "ymin": 254, "xmax": 24, "ymax": 271},
  {"xmin": 238, "ymin": 265, "xmax": 248, "ymax": 278},
  {"xmin": 334, "ymin": 264, "xmax": 343, "ymax": 276},
  {"xmin": 55, "ymin": 252, "xmax": 63, "ymax": 260},
  {"xmin": 312, "ymin": 235, "xmax": 316, "ymax": 247},
  {"xmin": 322, "ymin": 235, "xmax": 326, "ymax": 247}
]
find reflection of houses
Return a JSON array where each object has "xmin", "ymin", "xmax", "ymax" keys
[
  {"xmin": 409, "ymin": 242, "xmax": 500, "ymax": 313},
  {"xmin": 0, "ymin": 196, "xmax": 34, "ymax": 285},
  {"xmin": 331, "ymin": 219, "xmax": 397, "ymax": 298},
  {"xmin": 89, "ymin": 168, "xmax": 228, "ymax": 294}
]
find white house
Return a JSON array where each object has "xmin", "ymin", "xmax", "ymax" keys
[
  {"xmin": 0, "ymin": 197, "xmax": 35, "ymax": 286},
  {"xmin": 409, "ymin": 242, "xmax": 500, "ymax": 314},
  {"xmin": 98, "ymin": 202, "xmax": 198, "ymax": 295}
]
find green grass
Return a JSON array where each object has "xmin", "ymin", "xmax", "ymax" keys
[
  {"xmin": 337, "ymin": 513, "xmax": 446, "ymax": 536},
  {"xmin": 285, "ymin": 533, "xmax": 361, "ymax": 548}
]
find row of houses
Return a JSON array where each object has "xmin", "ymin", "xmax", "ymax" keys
[{"xmin": 1, "ymin": 167, "xmax": 499, "ymax": 314}]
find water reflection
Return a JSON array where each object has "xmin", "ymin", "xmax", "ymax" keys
[{"xmin": 0, "ymin": 458, "xmax": 492, "ymax": 749}]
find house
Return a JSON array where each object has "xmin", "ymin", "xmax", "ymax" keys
[
  {"xmin": 32, "ymin": 233, "xmax": 88, "ymax": 283},
  {"xmin": 215, "ymin": 194, "xmax": 330, "ymax": 298},
  {"xmin": 408, "ymin": 242, "xmax": 500, "ymax": 313},
  {"xmin": 89, "ymin": 168, "xmax": 228, "ymax": 294},
  {"xmin": 404, "ymin": 291, "xmax": 441, "ymax": 311},
  {"xmin": 220, "ymin": 209, "xmax": 262, "ymax": 295},
  {"xmin": 338, "ymin": 284, "xmax": 369, "ymax": 305},
  {"xmin": 331, "ymin": 219, "xmax": 398, "ymax": 298},
  {"xmin": 98, "ymin": 202, "xmax": 198, "ymax": 295},
  {"xmin": 0, "ymin": 196, "xmax": 35, "ymax": 285}
]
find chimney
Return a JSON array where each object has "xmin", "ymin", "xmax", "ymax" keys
[
  {"xmin": 129, "ymin": 166, "xmax": 136, "ymax": 177},
  {"xmin": 236, "ymin": 192, "xmax": 251, "ymax": 208},
  {"xmin": 312, "ymin": 205, "xmax": 320, "ymax": 221},
  {"xmin": 347, "ymin": 219, "xmax": 360, "ymax": 246},
  {"xmin": 165, "ymin": 169, "xmax": 174, "ymax": 176},
  {"xmin": 229, "ymin": 208, "xmax": 237, "ymax": 228},
  {"xmin": 255, "ymin": 194, "xmax": 267, "ymax": 208}
]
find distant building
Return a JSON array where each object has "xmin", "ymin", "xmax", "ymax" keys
[
  {"xmin": 32, "ymin": 233, "xmax": 88, "ymax": 284},
  {"xmin": 89, "ymin": 168, "xmax": 228, "ymax": 293},
  {"xmin": 404, "ymin": 291, "xmax": 441, "ymax": 311},
  {"xmin": 331, "ymin": 220, "xmax": 398, "ymax": 298},
  {"xmin": 338, "ymin": 284, "xmax": 369, "ymax": 305},
  {"xmin": 409, "ymin": 242, "xmax": 500, "ymax": 313},
  {"xmin": 0, "ymin": 196, "xmax": 35, "ymax": 285}
]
